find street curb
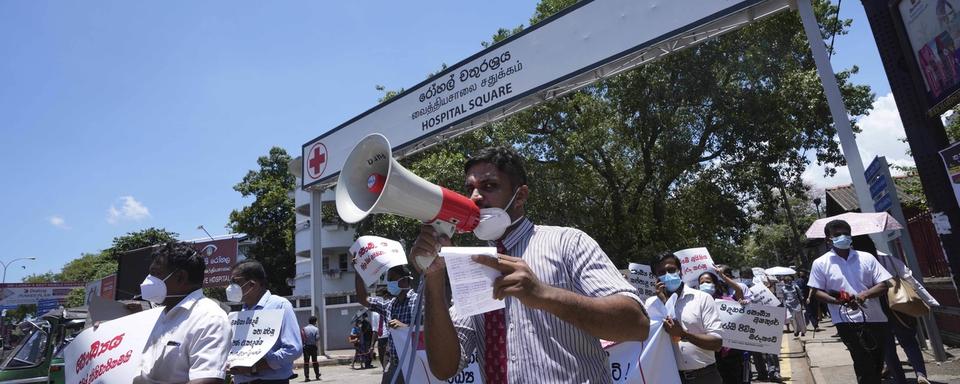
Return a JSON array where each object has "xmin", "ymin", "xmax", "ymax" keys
[{"xmin": 800, "ymin": 339, "xmax": 827, "ymax": 384}]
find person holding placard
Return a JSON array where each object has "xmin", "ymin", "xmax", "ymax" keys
[
  {"xmin": 808, "ymin": 219, "xmax": 893, "ymax": 384},
  {"xmin": 227, "ymin": 260, "xmax": 303, "ymax": 384},
  {"xmin": 135, "ymin": 242, "xmax": 232, "ymax": 384},
  {"xmin": 648, "ymin": 252, "xmax": 723, "ymax": 384},
  {"xmin": 697, "ymin": 271, "xmax": 746, "ymax": 384},
  {"xmin": 355, "ymin": 264, "xmax": 418, "ymax": 384},
  {"xmin": 415, "ymin": 146, "xmax": 650, "ymax": 383}
]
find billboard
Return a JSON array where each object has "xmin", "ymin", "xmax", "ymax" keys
[
  {"xmin": 301, "ymin": 0, "xmax": 790, "ymax": 189},
  {"xmin": 897, "ymin": 0, "xmax": 960, "ymax": 115},
  {"xmin": 191, "ymin": 238, "xmax": 238, "ymax": 287},
  {"xmin": 0, "ymin": 282, "xmax": 84, "ymax": 307},
  {"xmin": 115, "ymin": 238, "xmax": 239, "ymax": 299}
]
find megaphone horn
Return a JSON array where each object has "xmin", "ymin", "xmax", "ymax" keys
[{"xmin": 336, "ymin": 134, "xmax": 481, "ymax": 266}]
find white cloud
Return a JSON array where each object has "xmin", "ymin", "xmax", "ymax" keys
[
  {"xmin": 107, "ymin": 196, "xmax": 151, "ymax": 224},
  {"xmin": 803, "ymin": 92, "xmax": 914, "ymax": 190},
  {"xmin": 48, "ymin": 215, "xmax": 70, "ymax": 229}
]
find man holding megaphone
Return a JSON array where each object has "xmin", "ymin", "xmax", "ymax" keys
[{"xmin": 412, "ymin": 146, "xmax": 651, "ymax": 383}]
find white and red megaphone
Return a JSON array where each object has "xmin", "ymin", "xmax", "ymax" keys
[{"xmin": 336, "ymin": 133, "xmax": 480, "ymax": 269}]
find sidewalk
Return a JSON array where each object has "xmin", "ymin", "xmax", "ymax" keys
[
  {"xmin": 800, "ymin": 320, "xmax": 960, "ymax": 384},
  {"xmin": 294, "ymin": 348, "xmax": 363, "ymax": 368}
]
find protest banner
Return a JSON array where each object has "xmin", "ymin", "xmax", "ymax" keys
[
  {"xmin": 715, "ymin": 300, "xmax": 786, "ymax": 355},
  {"xmin": 674, "ymin": 247, "xmax": 715, "ymax": 289},
  {"xmin": 626, "ymin": 263, "xmax": 657, "ymax": 302},
  {"xmin": 392, "ymin": 327, "xmax": 483, "ymax": 384},
  {"xmin": 350, "ymin": 236, "xmax": 408, "ymax": 285},
  {"xmin": 605, "ymin": 294, "xmax": 681, "ymax": 384},
  {"xmin": 749, "ymin": 284, "xmax": 781, "ymax": 307},
  {"xmin": 227, "ymin": 309, "xmax": 284, "ymax": 368},
  {"xmin": 65, "ymin": 307, "xmax": 164, "ymax": 384}
]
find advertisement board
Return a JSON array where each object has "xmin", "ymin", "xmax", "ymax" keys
[
  {"xmin": 0, "ymin": 282, "xmax": 84, "ymax": 307},
  {"xmin": 896, "ymin": 0, "xmax": 960, "ymax": 115}
]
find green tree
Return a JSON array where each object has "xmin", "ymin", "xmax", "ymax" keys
[
  {"xmin": 228, "ymin": 147, "xmax": 296, "ymax": 296},
  {"xmin": 102, "ymin": 228, "xmax": 179, "ymax": 261}
]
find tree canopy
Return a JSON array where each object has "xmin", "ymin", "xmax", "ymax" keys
[{"xmin": 228, "ymin": 147, "xmax": 296, "ymax": 296}]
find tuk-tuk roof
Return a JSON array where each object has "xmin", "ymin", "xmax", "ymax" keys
[{"xmin": 40, "ymin": 306, "xmax": 87, "ymax": 320}]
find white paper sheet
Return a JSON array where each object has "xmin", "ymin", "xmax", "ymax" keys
[{"xmin": 440, "ymin": 247, "xmax": 505, "ymax": 317}]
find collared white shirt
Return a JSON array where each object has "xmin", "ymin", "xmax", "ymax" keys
[
  {"xmin": 646, "ymin": 284, "xmax": 722, "ymax": 371},
  {"xmin": 136, "ymin": 289, "xmax": 232, "ymax": 383},
  {"xmin": 808, "ymin": 249, "xmax": 893, "ymax": 324}
]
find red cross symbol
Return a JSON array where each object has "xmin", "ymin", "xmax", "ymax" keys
[{"xmin": 307, "ymin": 143, "xmax": 328, "ymax": 178}]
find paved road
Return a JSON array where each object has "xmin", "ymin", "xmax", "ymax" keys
[{"xmin": 300, "ymin": 362, "xmax": 387, "ymax": 383}]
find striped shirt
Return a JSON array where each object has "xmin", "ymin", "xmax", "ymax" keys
[{"xmin": 450, "ymin": 218, "xmax": 642, "ymax": 383}]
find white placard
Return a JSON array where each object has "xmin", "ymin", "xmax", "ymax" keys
[
  {"xmin": 392, "ymin": 327, "xmax": 483, "ymax": 384},
  {"xmin": 227, "ymin": 309, "xmax": 284, "ymax": 368},
  {"xmin": 602, "ymin": 294, "xmax": 681, "ymax": 384},
  {"xmin": 626, "ymin": 263, "xmax": 657, "ymax": 302},
  {"xmin": 674, "ymin": 247, "xmax": 716, "ymax": 288},
  {"xmin": 301, "ymin": 0, "xmax": 790, "ymax": 189},
  {"xmin": 65, "ymin": 307, "xmax": 165, "ymax": 384},
  {"xmin": 749, "ymin": 284, "xmax": 781, "ymax": 307},
  {"xmin": 350, "ymin": 236, "xmax": 408, "ymax": 285},
  {"xmin": 715, "ymin": 300, "xmax": 785, "ymax": 355},
  {"xmin": 440, "ymin": 247, "xmax": 505, "ymax": 317}
]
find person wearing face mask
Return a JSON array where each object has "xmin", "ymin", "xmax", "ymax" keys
[
  {"xmin": 227, "ymin": 260, "xmax": 303, "ymax": 384},
  {"xmin": 808, "ymin": 219, "xmax": 894, "ymax": 384},
  {"xmin": 646, "ymin": 252, "xmax": 723, "ymax": 384},
  {"xmin": 697, "ymin": 271, "xmax": 746, "ymax": 384},
  {"xmin": 415, "ymin": 146, "xmax": 650, "ymax": 383},
  {"xmin": 134, "ymin": 242, "xmax": 232, "ymax": 384},
  {"xmin": 355, "ymin": 264, "xmax": 417, "ymax": 384}
]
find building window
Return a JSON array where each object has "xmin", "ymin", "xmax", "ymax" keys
[
  {"xmin": 322, "ymin": 255, "xmax": 329, "ymax": 271},
  {"xmin": 300, "ymin": 298, "xmax": 311, "ymax": 308},
  {"xmin": 348, "ymin": 294, "xmax": 358, "ymax": 303},
  {"xmin": 339, "ymin": 254, "xmax": 349, "ymax": 271},
  {"xmin": 325, "ymin": 295, "xmax": 347, "ymax": 305}
]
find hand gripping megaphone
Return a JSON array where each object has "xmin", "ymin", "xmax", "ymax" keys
[{"xmin": 336, "ymin": 133, "xmax": 480, "ymax": 269}]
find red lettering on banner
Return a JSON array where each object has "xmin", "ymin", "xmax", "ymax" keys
[{"xmin": 75, "ymin": 333, "xmax": 125, "ymax": 374}]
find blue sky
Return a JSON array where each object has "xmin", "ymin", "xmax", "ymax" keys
[{"xmin": 0, "ymin": 1, "xmax": 907, "ymax": 282}]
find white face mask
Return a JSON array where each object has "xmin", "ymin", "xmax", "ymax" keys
[
  {"xmin": 225, "ymin": 281, "xmax": 250, "ymax": 303},
  {"xmin": 474, "ymin": 188, "xmax": 524, "ymax": 241},
  {"xmin": 139, "ymin": 272, "xmax": 174, "ymax": 305}
]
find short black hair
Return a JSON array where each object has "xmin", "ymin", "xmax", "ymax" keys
[
  {"xmin": 651, "ymin": 252, "xmax": 681, "ymax": 270},
  {"xmin": 151, "ymin": 242, "xmax": 206, "ymax": 285},
  {"xmin": 309, "ymin": 316, "xmax": 317, "ymax": 325},
  {"xmin": 824, "ymin": 219, "xmax": 852, "ymax": 237},
  {"xmin": 698, "ymin": 271, "xmax": 720, "ymax": 286},
  {"xmin": 233, "ymin": 259, "xmax": 267, "ymax": 284},
  {"xmin": 464, "ymin": 146, "xmax": 528, "ymax": 189},
  {"xmin": 387, "ymin": 265, "xmax": 413, "ymax": 279}
]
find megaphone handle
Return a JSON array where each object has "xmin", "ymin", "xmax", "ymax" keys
[
  {"xmin": 430, "ymin": 220, "xmax": 456, "ymax": 238},
  {"xmin": 413, "ymin": 221, "xmax": 456, "ymax": 271}
]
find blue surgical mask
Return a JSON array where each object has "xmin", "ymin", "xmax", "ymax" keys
[
  {"xmin": 699, "ymin": 283, "xmax": 716, "ymax": 296},
  {"xmin": 386, "ymin": 280, "xmax": 404, "ymax": 296},
  {"xmin": 831, "ymin": 234, "xmax": 853, "ymax": 250},
  {"xmin": 659, "ymin": 272, "xmax": 683, "ymax": 292}
]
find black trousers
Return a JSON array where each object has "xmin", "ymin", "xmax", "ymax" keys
[
  {"xmin": 836, "ymin": 322, "xmax": 886, "ymax": 384},
  {"xmin": 303, "ymin": 344, "xmax": 320, "ymax": 378}
]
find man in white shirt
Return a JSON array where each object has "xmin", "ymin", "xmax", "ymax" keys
[
  {"xmin": 135, "ymin": 242, "xmax": 232, "ymax": 384},
  {"xmin": 808, "ymin": 220, "xmax": 893, "ymax": 384},
  {"xmin": 648, "ymin": 252, "xmax": 723, "ymax": 384}
]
